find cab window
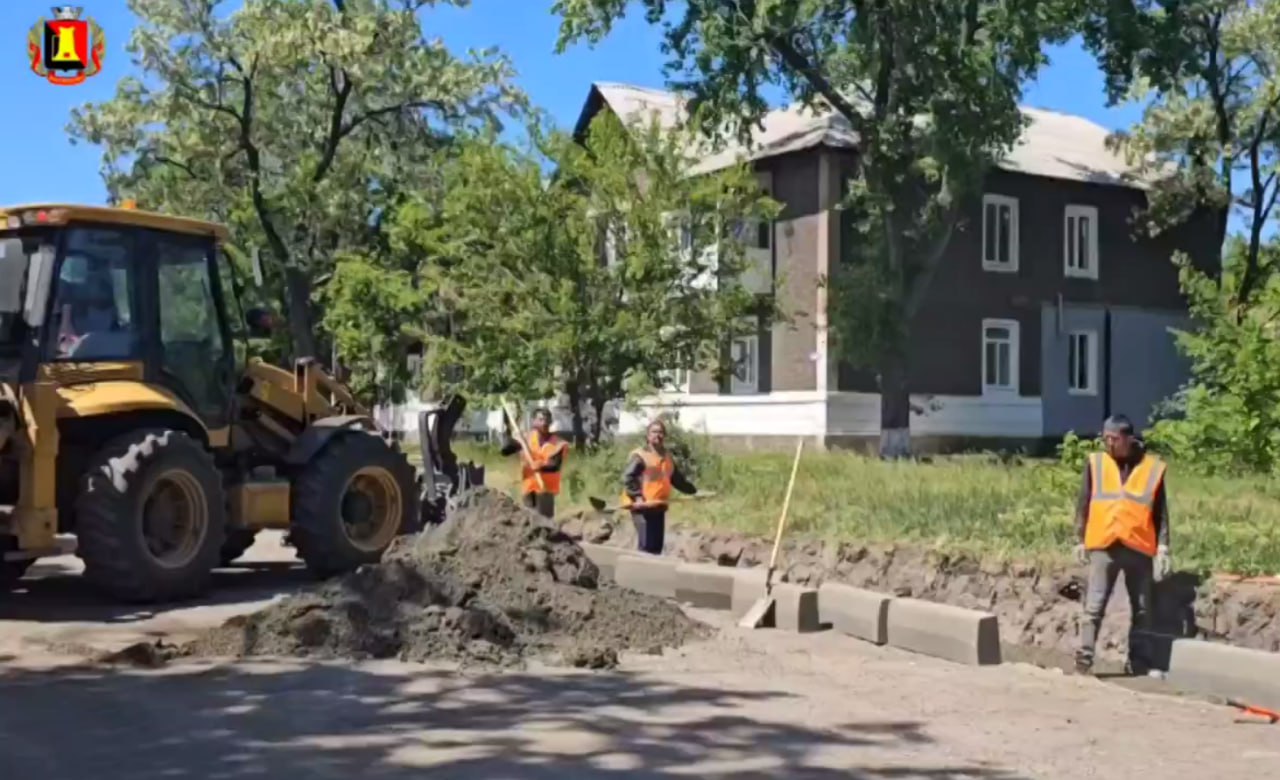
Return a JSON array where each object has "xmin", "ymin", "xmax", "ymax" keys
[{"xmin": 48, "ymin": 227, "xmax": 140, "ymax": 361}]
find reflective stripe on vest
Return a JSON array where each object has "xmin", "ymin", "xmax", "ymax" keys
[
  {"xmin": 1084, "ymin": 452, "xmax": 1165, "ymax": 557},
  {"xmin": 521, "ymin": 431, "xmax": 567, "ymax": 496},
  {"xmin": 620, "ymin": 448, "xmax": 674, "ymax": 508}
]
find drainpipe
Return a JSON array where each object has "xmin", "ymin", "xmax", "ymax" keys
[{"xmin": 1103, "ymin": 308, "xmax": 1112, "ymax": 420}]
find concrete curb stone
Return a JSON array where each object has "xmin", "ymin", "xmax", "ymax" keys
[
  {"xmin": 614, "ymin": 554, "xmax": 678, "ymax": 599},
  {"xmin": 730, "ymin": 568, "xmax": 821, "ymax": 632},
  {"xmin": 885, "ymin": 597, "xmax": 1002, "ymax": 666},
  {"xmin": 1166, "ymin": 638, "xmax": 1280, "ymax": 711},
  {"xmin": 674, "ymin": 562, "xmax": 737, "ymax": 610},
  {"xmin": 818, "ymin": 582, "xmax": 890, "ymax": 645}
]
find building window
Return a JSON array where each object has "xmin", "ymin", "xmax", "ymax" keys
[
  {"xmin": 730, "ymin": 334, "xmax": 759, "ymax": 394},
  {"xmin": 1067, "ymin": 330, "xmax": 1098, "ymax": 395},
  {"xmin": 658, "ymin": 366, "xmax": 690, "ymax": 393},
  {"xmin": 982, "ymin": 194, "xmax": 1019, "ymax": 273},
  {"xmin": 1064, "ymin": 205, "xmax": 1099, "ymax": 279},
  {"xmin": 981, "ymin": 318, "xmax": 1019, "ymax": 394}
]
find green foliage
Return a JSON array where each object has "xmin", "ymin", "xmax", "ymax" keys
[
  {"xmin": 1083, "ymin": 0, "xmax": 1280, "ymax": 305},
  {"xmin": 461, "ymin": 445, "xmax": 1280, "ymax": 576},
  {"xmin": 556, "ymin": 0, "xmax": 1078, "ymax": 453},
  {"xmin": 1148, "ymin": 242, "xmax": 1280, "ymax": 474},
  {"xmin": 332, "ymin": 110, "xmax": 778, "ymax": 443},
  {"xmin": 70, "ymin": 0, "xmax": 521, "ymax": 358}
]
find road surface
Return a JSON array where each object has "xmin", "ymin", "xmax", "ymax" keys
[{"xmin": 1, "ymin": 533, "xmax": 1277, "ymax": 779}]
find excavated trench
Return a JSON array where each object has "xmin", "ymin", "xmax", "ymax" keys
[{"xmin": 558, "ymin": 512, "xmax": 1280, "ymax": 665}]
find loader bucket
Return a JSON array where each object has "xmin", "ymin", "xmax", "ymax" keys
[{"xmin": 418, "ymin": 395, "xmax": 484, "ymax": 525}]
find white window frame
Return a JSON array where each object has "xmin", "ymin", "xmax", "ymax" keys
[
  {"xmin": 981, "ymin": 194, "xmax": 1020, "ymax": 273},
  {"xmin": 1067, "ymin": 329, "xmax": 1098, "ymax": 396},
  {"xmin": 658, "ymin": 366, "xmax": 691, "ymax": 394},
  {"xmin": 729, "ymin": 333, "xmax": 759, "ymax": 394},
  {"xmin": 981, "ymin": 318, "xmax": 1020, "ymax": 395},
  {"xmin": 1064, "ymin": 204, "xmax": 1099, "ymax": 280}
]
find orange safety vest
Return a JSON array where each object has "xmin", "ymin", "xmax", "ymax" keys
[
  {"xmin": 1084, "ymin": 452, "xmax": 1165, "ymax": 558},
  {"xmin": 521, "ymin": 431, "xmax": 568, "ymax": 496},
  {"xmin": 620, "ymin": 448, "xmax": 674, "ymax": 509}
]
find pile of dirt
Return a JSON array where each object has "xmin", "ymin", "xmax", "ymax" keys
[
  {"xmin": 558, "ymin": 515, "xmax": 1280, "ymax": 662},
  {"xmin": 188, "ymin": 489, "xmax": 707, "ymax": 669}
]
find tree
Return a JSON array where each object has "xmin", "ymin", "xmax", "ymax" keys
[
  {"xmin": 69, "ymin": 0, "xmax": 520, "ymax": 359},
  {"xmin": 555, "ymin": 0, "xmax": 1078, "ymax": 456},
  {"xmin": 1083, "ymin": 0, "xmax": 1280, "ymax": 310},
  {"xmin": 327, "ymin": 112, "xmax": 778, "ymax": 444},
  {"xmin": 1083, "ymin": 0, "xmax": 1280, "ymax": 470}
]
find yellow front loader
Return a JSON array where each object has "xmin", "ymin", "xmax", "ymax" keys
[{"xmin": 0, "ymin": 203, "xmax": 420, "ymax": 602}]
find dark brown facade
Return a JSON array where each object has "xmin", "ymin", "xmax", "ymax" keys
[{"xmin": 836, "ymin": 167, "xmax": 1220, "ymax": 396}]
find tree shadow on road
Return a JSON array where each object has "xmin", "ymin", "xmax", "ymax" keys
[{"xmin": 0, "ymin": 656, "xmax": 1026, "ymax": 779}]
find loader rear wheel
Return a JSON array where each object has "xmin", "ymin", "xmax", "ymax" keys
[
  {"xmin": 290, "ymin": 433, "xmax": 418, "ymax": 578},
  {"xmin": 76, "ymin": 429, "xmax": 226, "ymax": 603}
]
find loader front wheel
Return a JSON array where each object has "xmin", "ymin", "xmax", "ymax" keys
[
  {"xmin": 290, "ymin": 433, "xmax": 418, "ymax": 578},
  {"xmin": 76, "ymin": 429, "xmax": 226, "ymax": 603}
]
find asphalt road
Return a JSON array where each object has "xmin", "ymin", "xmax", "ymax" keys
[{"xmin": 1, "ymin": 533, "xmax": 1277, "ymax": 779}]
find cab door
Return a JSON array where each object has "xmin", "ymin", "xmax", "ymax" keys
[{"xmin": 145, "ymin": 231, "xmax": 235, "ymax": 429}]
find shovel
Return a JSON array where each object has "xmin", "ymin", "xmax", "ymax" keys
[
  {"xmin": 500, "ymin": 397, "xmax": 546, "ymax": 493},
  {"xmin": 737, "ymin": 437, "xmax": 805, "ymax": 629},
  {"xmin": 588, "ymin": 492, "xmax": 718, "ymax": 513}
]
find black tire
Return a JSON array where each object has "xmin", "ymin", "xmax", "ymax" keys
[
  {"xmin": 290, "ymin": 432, "xmax": 419, "ymax": 578},
  {"xmin": 219, "ymin": 529, "xmax": 259, "ymax": 566},
  {"xmin": 1, "ymin": 538, "xmax": 33, "ymax": 591},
  {"xmin": 75, "ymin": 429, "xmax": 226, "ymax": 603}
]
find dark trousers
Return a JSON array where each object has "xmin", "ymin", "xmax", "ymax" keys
[
  {"xmin": 521, "ymin": 491, "xmax": 556, "ymax": 519},
  {"xmin": 1079, "ymin": 543, "xmax": 1154, "ymax": 668},
  {"xmin": 631, "ymin": 508, "xmax": 666, "ymax": 555}
]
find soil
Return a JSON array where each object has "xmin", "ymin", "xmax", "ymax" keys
[
  {"xmin": 558, "ymin": 511, "xmax": 1280, "ymax": 662},
  {"xmin": 181, "ymin": 489, "xmax": 707, "ymax": 669}
]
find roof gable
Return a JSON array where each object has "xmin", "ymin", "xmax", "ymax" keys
[{"xmin": 575, "ymin": 82, "xmax": 1146, "ymax": 189}]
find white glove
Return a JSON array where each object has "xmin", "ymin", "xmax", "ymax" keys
[
  {"xmin": 1155, "ymin": 545, "xmax": 1171, "ymax": 581},
  {"xmin": 1074, "ymin": 543, "xmax": 1089, "ymax": 566}
]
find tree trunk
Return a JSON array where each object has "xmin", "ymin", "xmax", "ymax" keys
[
  {"xmin": 566, "ymin": 380, "xmax": 588, "ymax": 448},
  {"xmin": 589, "ymin": 392, "xmax": 608, "ymax": 448},
  {"xmin": 878, "ymin": 350, "xmax": 911, "ymax": 459},
  {"xmin": 283, "ymin": 266, "xmax": 318, "ymax": 361}
]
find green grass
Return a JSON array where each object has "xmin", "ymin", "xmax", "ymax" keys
[{"xmin": 446, "ymin": 439, "xmax": 1280, "ymax": 577}]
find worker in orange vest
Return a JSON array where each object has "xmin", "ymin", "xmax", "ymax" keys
[
  {"xmin": 620, "ymin": 418, "xmax": 697, "ymax": 554},
  {"xmin": 1073, "ymin": 414, "xmax": 1172, "ymax": 676},
  {"xmin": 500, "ymin": 407, "xmax": 568, "ymax": 519}
]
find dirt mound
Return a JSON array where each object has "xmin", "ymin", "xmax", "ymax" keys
[{"xmin": 190, "ymin": 489, "xmax": 707, "ymax": 668}]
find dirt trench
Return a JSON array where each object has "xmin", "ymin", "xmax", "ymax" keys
[{"xmin": 559, "ymin": 512, "xmax": 1280, "ymax": 662}]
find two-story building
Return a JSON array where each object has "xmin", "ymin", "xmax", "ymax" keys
[{"xmin": 582, "ymin": 82, "xmax": 1220, "ymax": 451}]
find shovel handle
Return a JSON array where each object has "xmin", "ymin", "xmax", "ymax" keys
[
  {"xmin": 501, "ymin": 398, "xmax": 546, "ymax": 492},
  {"xmin": 766, "ymin": 438, "xmax": 805, "ymax": 574}
]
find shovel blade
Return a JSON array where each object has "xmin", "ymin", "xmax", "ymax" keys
[{"xmin": 736, "ymin": 597, "xmax": 775, "ymax": 629}]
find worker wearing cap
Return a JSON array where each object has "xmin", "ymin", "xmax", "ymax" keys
[
  {"xmin": 500, "ymin": 407, "xmax": 568, "ymax": 519},
  {"xmin": 621, "ymin": 418, "xmax": 697, "ymax": 555},
  {"xmin": 1074, "ymin": 414, "xmax": 1172, "ymax": 676}
]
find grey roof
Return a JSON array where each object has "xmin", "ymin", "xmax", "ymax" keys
[{"xmin": 584, "ymin": 82, "xmax": 1148, "ymax": 189}]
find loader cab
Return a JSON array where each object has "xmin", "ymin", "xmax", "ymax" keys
[{"xmin": 0, "ymin": 204, "xmax": 238, "ymax": 430}]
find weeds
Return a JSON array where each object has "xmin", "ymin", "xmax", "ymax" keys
[{"xmin": 454, "ymin": 432, "xmax": 1280, "ymax": 576}]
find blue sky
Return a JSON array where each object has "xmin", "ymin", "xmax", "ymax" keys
[{"xmin": 0, "ymin": 0, "xmax": 1142, "ymax": 207}]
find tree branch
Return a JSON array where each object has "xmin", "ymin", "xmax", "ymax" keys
[{"xmin": 313, "ymin": 66, "xmax": 354, "ymax": 183}]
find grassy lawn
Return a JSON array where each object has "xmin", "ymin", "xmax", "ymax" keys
[{"xmin": 444, "ymin": 438, "xmax": 1280, "ymax": 577}]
